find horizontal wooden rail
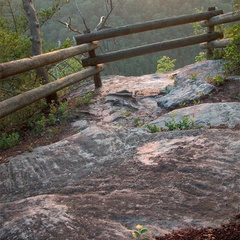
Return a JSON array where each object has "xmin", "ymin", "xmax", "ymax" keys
[
  {"xmin": 0, "ymin": 65, "xmax": 104, "ymax": 119},
  {"xmin": 200, "ymin": 38, "xmax": 231, "ymax": 49},
  {"xmin": 201, "ymin": 11, "xmax": 240, "ymax": 27},
  {"xmin": 82, "ymin": 32, "xmax": 222, "ymax": 67},
  {"xmin": 75, "ymin": 10, "xmax": 223, "ymax": 44},
  {"xmin": 0, "ymin": 42, "xmax": 99, "ymax": 80}
]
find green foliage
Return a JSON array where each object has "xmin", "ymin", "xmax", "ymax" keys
[
  {"xmin": 0, "ymin": 0, "xmax": 74, "ymax": 145},
  {"xmin": 0, "ymin": 132, "xmax": 20, "ymax": 149},
  {"xmin": 34, "ymin": 115, "xmax": 47, "ymax": 133},
  {"xmin": 164, "ymin": 115, "xmax": 197, "ymax": 131},
  {"xmin": 178, "ymin": 102, "xmax": 186, "ymax": 107},
  {"xmin": 76, "ymin": 91, "xmax": 96, "ymax": 105},
  {"xmin": 132, "ymin": 225, "xmax": 151, "ymax": 240},
  {"xmin": 133, "ymin": 118, "xmax": 145, "ymax": 127},
  {"xmin": 0, "ymin": 25, "xmax": 31, "ymax": 63},
  {"xmin": 234, "ymin": 0, "xmax": 240, "ymax": 9},
  {"xmin": 37, "ymin": 0, "xmax": 70, "ymax": 25},
  {"xmin": 190, "ymin": 74, "xmax": 198, "ymax": 81},
  {"xmin": 121, "ymin": 111, "xmax": 132, "ymax": 117},
  {"xmin": 156, "ymin": 56, "xmax": 176, "ymax": 73},
  {"xmin": 47, "ymin": 100, "xmax": 69, "ymax": 126},
  {"xmin": 164, "ymin": 87, "xmax": 171, "ymax": 94},
  {"xmin": 59, "ymin": 101, "xmax": 68, "ymax": 116},
  {"xmin": 191, "ymin": 8, "xmax": 206, "ymax": 35},
  {"xmin": 223, "ymin": 24, "xmax": 240, "ymax": 75},
  {"xmin": 146, "ymin": 125, "xmax": 161, "ymax": 133},
  {"xmin": 195, "ymin": 52, "xmax": 206, "ymax": 62},
  {"xmin": 208, "ymin": 74, "xmax": 225, "ymax": 86}
]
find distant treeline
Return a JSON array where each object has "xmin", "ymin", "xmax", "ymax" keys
[{"xmin": 17, "ymin": 1, "xmax": 239, "ymax": 75}]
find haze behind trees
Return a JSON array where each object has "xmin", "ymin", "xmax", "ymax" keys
[
  {"xmin": 38, "ymin": 0, "xmax": 233, "ymax": 76},
  {"xmin": 1, "ymin": 0, "xmax": 234, "ymax": 76}
]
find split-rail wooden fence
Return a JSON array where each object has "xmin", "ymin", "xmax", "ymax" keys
[{"xmin": 0, "ymin": 7, "xmax": 239, "ymax": 119}]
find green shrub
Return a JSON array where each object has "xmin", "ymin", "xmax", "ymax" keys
[
  {"xmin": 165, "ymin": 116, "xmax": 196, "ymax": 131},
  {"xmin": 147, "ymin": 125, "xmax": 161, "ymax": 133},
  {"xmin": 0, "ymin": 132, "xmax": 20, "ymax": 149},
  {"xmin": 210, "ymin": 74, "xmax": 225, "ymax": 86},
  {"xmin": 156, "ymin": 56, "xmax": 176, "ymax": 73},
  {"xmin": 195, "ymin": 52, "xmax": 206, "ymax": 62},
  {"xmin": 76, "ymin": 91, "xmax": 96, "ymax": 105},
  {"xmin": 223, "ymin": 24, "xmax": 240, "ymax": 75}
]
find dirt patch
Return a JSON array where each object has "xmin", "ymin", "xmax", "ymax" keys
[{"xmin": 155, "ymin": 220, "xmax": 240, "ymax": 240}]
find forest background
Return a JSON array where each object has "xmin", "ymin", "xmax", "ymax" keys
[
  {"xmin": 0, "ymin": 0, "xmax": 235, "ymax": 76},
  {"xmin": 39, "ymin": 0, "xmax": 234, "ymax": 75}
]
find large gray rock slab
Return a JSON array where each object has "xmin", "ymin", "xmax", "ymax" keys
[
  {"xmin": 174, "ymin": 60, "xmax": 224, "ymax": 85},
  {"xmin": 149, "ymin": 102, "xmax": 240, "ymax": 129},
  {"xmin": 0, "ymin": 126, "xmax": 240, "ymax": 239},
  {"xmin": 157, "ymin": 60, "xmax": 224, "ymax": 108},
  {"xmin": 157, "ymin": 80, "xmax": 215, "ymax": 108}
]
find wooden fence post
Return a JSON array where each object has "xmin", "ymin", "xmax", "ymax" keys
[
  {"xmin": 83, "ymin": 30, "xmax": 102, "ymax": 88},
  {"xmin": 206, "ymin": 7, "xmax": 216, "ymax": 59},
  {"xmin": 89, "ymin": 49, "xmax": 102, "ymax": 88}
]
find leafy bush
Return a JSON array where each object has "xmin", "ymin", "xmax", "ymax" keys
[
  {"xmin": 76, "ymin": 91, "xmax": 96, "ymax": 105},
  {"xmin": 0, "ymin": 132, "xmax": 20, "ymax": 149},
  {"xmin": 223, "ymin": 24, "xmax": 240, "ymax": 75},
  {"xmin": 208, "ymin": 74, "xmax": 225, "ymax": 86},
  {"xmin": 164, "ymin": 116, "xmax": 197, "ymax": 131},
  {"xmin": 195, "ymin": 52, "xmax": 207, "ymax": 62},
  {"xmin": 156, "ymin": 56, "xmax": 176, "ymax": 73},
  {"xmin": 146, "ymin": 125, "xmax": 161, "ymax": 133}
]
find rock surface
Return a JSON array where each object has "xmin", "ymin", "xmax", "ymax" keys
[
  {"xmin": 1, "ymin": 60, "xmax": 240, "ymax": 240},
  {"xmin": 149, "ymin": 102, "xmax": 240, "ymax": 129},
  {"xmin": 0, "ymin": 127, "xmax": 240, "ymax": 239},
  {"xmin": 157, "ymin": 60, "xmax": 224, "ymax": 108}
]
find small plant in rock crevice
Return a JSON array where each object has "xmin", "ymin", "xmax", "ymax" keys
[
  {"xmin": 164, "ymin": 115, "xmax": 201, "ymax": 131},
  {"xmin": 146, "ymin": 125, "xmax": 161, "ymax": 133},
  {"xmin": 121, "ymin": 111, "xmax": 132, "ymax": 117},
  {"xmin": 190, "ymin": 73, "xmax": 198, "ymax": 81},
  {"xmin": 133, "ymin": 118, "xmax": 145, "ymax": 127},
  {"xmin": 164, "ymin": 86, "xmax": 171, "ymax": 94},
  {"xmin": 207, "ymin": 74, "xmax": 225, "ymax": 86},
  {"xmin": 132, "ymin": 225, "xmax": 151, "ymax": 240},
  {"xmin": 178, "ymin": 102, "xmax": 186, "ymax": 108},
  {"xmin": 193, "ymin": 99, "xmax": 201, "ymax": 105},
  {"xmin": 76, "ymin": 91, "xmax": 96, "ymax": 105}
]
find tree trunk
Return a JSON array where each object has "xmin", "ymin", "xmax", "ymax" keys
[{"xmin": 22, "ymin": 0, "xmax": 58, "ymax": 103}]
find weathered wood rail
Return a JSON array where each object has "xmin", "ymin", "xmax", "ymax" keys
[
  {"xmin": 81, "ymin": 32, "xmax": 222, "ymax": 67},
  {"xmin": 76, "ymin": 8, "xmax": 240, "ymax": 84},
  {"xmin": 0, "ymin": 42, "xmax": 104, "ymax": 119},
  {"xmin": 75, "ymin": 10, "xmax": 223, "ymax": 44},
  {"xmin": 0, "ymin": 7, "xmax": 240, "ymax": 119},
  {"xmin": 0, "ymin": 65, "xmax": 104, "ymax": 118},
  {"xmin": 0, "ymin": 42, "xmax": 99, "ymax": 80}
]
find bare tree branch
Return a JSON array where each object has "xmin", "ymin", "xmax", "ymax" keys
[
  {"xmin": 94, "ymin": 0, "xmax": 114, "ymax": 31},
  {"xmin": 74, "ymin": 0, "xmax": 90, "ymax": 33},
  {"xmin": 57, "ymin": 17, "xmax": 82, "ymax": 34},
  {"xmin": 38, "ymin": 0, "xmax": 69, "ymax": 27},
  {"xmin": 6, "ymin": 0, "xmax": 19, "ymax": 33},
  {"xmin": 58, "ymin": 0, "xmax": 114, "ymax": 34}
]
